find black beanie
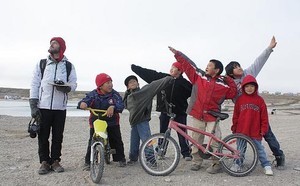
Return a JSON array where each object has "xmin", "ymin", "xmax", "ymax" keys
[{"xmin": 124, "ymin": 75, "xmax": 138, "ymax": 86}]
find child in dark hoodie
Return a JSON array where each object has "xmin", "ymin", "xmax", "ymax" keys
[{"xmin": 231, "ymin": 75, "xmax": 273, "ymax": 176}]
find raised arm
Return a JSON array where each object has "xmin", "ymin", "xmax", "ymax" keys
[
  {"xmin": 244, "ymin": 36, "xmax": 277, "ymax": 77},
  {"xmin": 137, "ymin": 76, "xmax": 174, "ymax": 99},
  {"xmin": 131, "ymin": 64, "xmax": 168, "ymax": 83},
  {"xmin": 168, "ymin": 46, "xmax": 205, "ymax": 84}
]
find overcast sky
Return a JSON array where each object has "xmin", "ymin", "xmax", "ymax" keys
[{"xmin": 1, "ymin": 0, "xmax": 299, "ymax": 93}]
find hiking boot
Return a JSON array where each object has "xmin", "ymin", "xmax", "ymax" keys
[
  {"xmin": 190, "ymin": 164, "xmax": 201, "ymax": 171},
  {"xmin": 38, "ymin": 161, "xmax": 51, "ymax": 175},
  {"xmin": 264, "ymin": 166, "xmax": 274, "ymax": 176},
  {"xmin": 206, "ymin": 163, "xmax": 222, "ymax": 174},
  {"xmin": 119, "ymin": 160, "xmax": 127, "ymax": 167},
  {"xmin": 83, "ymin": 162, "xmax": 90, "ymax": 171},
  {"xmin": 51, "ymin": 160, "xmax": 64, "ymax": 173},
  {"xmin": 275, "ymin": 154, "xmax": 285, "ymax": 170},
  {"xmin": 127, "ymin": 160, "xmax": 137, "ymax": 166}
]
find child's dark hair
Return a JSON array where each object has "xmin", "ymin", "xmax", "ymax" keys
[
  {"xmin": 210, "ymin": 59, "xmax": 223, "ymax": 75},
  {"xmin": 225, "ymin": 61, "xmax": 241, "ymax": 78}
]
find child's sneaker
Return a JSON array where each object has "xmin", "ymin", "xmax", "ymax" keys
[
  {"xmin": 230, "ymin": 163, "xmax": 241, "ymax": 172},
  {"xmin": 82, "ymin": 163, "xmax": 90, "ymax": 171},
  {"xmin": 127, "ymin": 160, "xmax": 137, "ymax": 166},
  {"xmin": 190, "ymin": 164, "xmax": 201, "ymax": 171},
  {"xmin": 118, "ymin": 160, "xmax": 127, "ymax": 167},
  {"xmin": 206, "ymin": 163, "xmax": 222, "ymax": 174},
  {"xmin": 264, "ymin": 166, "xmax": 274, "ymax": 176},
  {"xmin": 184, "ymin": 156, "xmax": 192, "ymax": 161},
  {"xmin": 275, "ymin": 154, "xmax": 285, "ymax": 170}
]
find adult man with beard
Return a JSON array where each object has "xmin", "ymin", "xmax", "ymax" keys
[{"xmin": 29, "ymin": 37, "xmax": 77, "ymax": 174}]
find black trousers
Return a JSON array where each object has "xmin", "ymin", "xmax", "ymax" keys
[
  {"xmin": 38, "ymin": 109, "xmax": 66, "ymax": 164},
  {"xmin": 85, "ymin": 124, "xmax": 126, "ymax": 163},
  {"xmin": 159, "ymin": 112, "xmax": 191, "ymax": 157}
]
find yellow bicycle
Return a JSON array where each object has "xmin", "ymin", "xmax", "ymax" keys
[{"xmin": 85, "ymin": 108, "xmax": 115, "ymax": 183}]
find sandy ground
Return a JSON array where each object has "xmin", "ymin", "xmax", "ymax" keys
[{"xmin": 1, "ymin": 109, "xmax": 300, "ymax": 186}]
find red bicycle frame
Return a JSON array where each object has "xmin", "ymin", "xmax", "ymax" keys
[{"xmin": 166, "ymin": 119, "xmax": 240, "ymax": 159}]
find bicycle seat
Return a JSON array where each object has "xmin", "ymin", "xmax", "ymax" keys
[{"xmin": 207, "ymin": 110, "xmax": 229, "ymax": 120}]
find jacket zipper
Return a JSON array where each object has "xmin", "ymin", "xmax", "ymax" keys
[
  {"xmin": 50, "ymin": 63, "xmax": 58, "ymax": 109},
  {"xmin": 170, "ymin": 80, "xmax": 175, "ymax": 103}
]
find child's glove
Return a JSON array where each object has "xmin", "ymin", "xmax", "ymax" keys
[{"xmin": 56, "ymin": 86, "xmax": 71, "ymax": 93}]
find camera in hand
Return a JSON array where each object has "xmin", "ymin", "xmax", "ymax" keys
[
  {"xmin": 54, "ymin": 80, "xmax": 65, "ymax": 85},
  {"xmin": 28, "ymin": 117, "xmax": 41, "ymax": 138}
]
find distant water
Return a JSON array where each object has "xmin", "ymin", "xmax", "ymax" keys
[{"xmin": 0, "ymin": 100, "xmax": 90, "ymax": 117}]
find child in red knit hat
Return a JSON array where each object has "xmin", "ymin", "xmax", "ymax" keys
[{"xmin": 78, "ymin": 73, "xmax": 127, "ymax": 169}]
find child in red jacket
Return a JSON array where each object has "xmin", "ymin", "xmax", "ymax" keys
[
  {"xmin": 169, "ymin": 46, "xmax": 237, "ymax": 173},
  {"xmin": 232, "ymin": 75, "xmax": 273, "ymax": 176}
]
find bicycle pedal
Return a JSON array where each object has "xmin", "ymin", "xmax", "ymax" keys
[{"xmin": 110, "ymin": 149, "xmax": 116, "ymax": 154}]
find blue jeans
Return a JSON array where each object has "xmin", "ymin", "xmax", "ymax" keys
[
  {"xmin": 264, "ymin": 125, "xmax": 284, "ymax": 157},
  {"xmin": 252, "ymin": 139, "xmax": 271, "ymax": 167},
  {"xmin": 235, "ymin": 138, "xmax": 247, "ymax": 165},
  {"xmin": 129, "ymin": 121, "xmax": 151, "ymax": 161}
]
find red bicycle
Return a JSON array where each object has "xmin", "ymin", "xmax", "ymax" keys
[{"xmin": 139, "ymin": 91, "xmax": 258, "ymax": 177}]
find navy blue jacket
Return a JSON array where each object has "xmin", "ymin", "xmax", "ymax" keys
[{"xmin": 78, "ymin": 89, "xmax": 124, "ymax": 127}]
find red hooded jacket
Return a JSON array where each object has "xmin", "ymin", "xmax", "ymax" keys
[{"xmin": 231, "ymin": 75, "xmax": 269, "ymax": 140}]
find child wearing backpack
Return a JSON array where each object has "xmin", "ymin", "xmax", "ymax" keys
[{"xmin": 29, "ymin": 37, "xmax": 77, "ymax": 175}]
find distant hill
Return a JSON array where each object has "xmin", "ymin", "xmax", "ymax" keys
[
  {"xmin": 0, "ymin": 87, "xmax": 125, "ymax": 101},
  {"xmin": 1, "ymin": 87, "xmax": 299, "ymax": 107}
]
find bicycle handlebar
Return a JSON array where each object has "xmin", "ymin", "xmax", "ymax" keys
[{"xmin": 85, "ymin": 108, "xmax": 107, "ymax": 117}]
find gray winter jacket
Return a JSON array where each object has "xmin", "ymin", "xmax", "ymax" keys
[
  {"xmin": 124, "ymin": 76, "xmax": 174, "ymax": 126},
  {"xmin": 233, "ymin": 47, "xmax": 273, "ymax": 102}
]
